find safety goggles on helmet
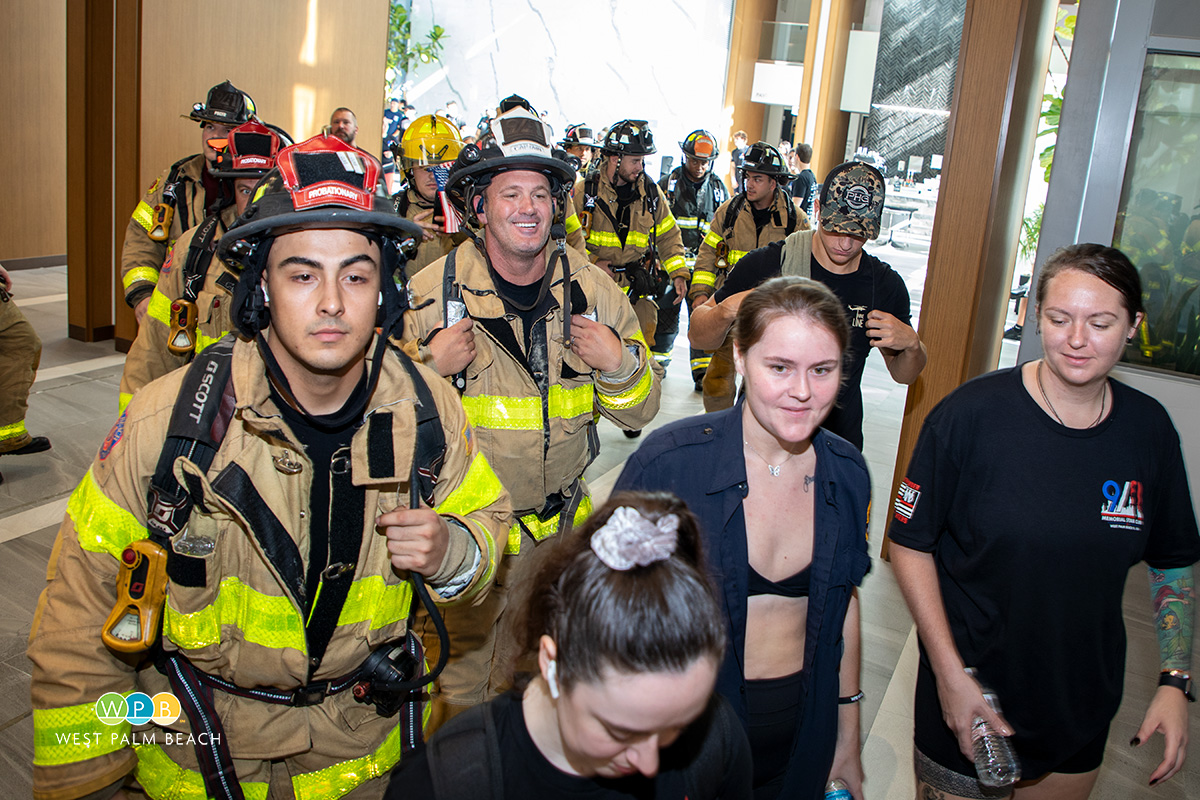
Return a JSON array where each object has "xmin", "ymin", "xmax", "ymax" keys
[
  {"xmin": 210, "ymin": 120, "xmax": 287, "ymax": 179},
  {"xmin": 394, "ymin": 114, "xmax": 464, "ymax": 170},
  {"xmin": 601, "ymin": 120, "xmax": 656, "ymax": 156},
  {"xmin": 680, "ymin": 130, "xmax": 719, "ymax": 161},
  {"xmin": 740, "ymin": 141, "xmax": 792, "ymax": 181},
  {"xmin": 189, "ymin": 80, "xmax": 256, "ymax": 126},
  {"xmin": 560, "ymin": 124, "xmax": 597, "ymax": 148}
]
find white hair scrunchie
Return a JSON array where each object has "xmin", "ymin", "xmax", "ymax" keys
[{"xmin": 590, "ymin": 506, "xmax": 680, "ymax": 571}]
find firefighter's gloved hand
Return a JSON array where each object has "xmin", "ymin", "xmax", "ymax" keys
[
  {"xmin": 569, "ymin": 314, "xmax": 624, "ymax": 374},
  {"xmin": 378, "ymin": 506, "xmax": 451, "ymax": 576},
  {"xmin": 428, "ymin": 317, "xmax": 476, "ymax": 377}
]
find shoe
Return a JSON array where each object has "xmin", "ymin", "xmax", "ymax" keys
[
  {"xmin": 1002, "ymin": 325, "xmax": 1022, "ymax": 341},
  {"xmin": 693, "ymin": 380, "xmax": 704, "ymax": 392},
  {"xmin": 623, "ymin": 429, "xmax": 642, "ymax": 439},
  {"xmin": 0, "ymin": 436, "xmax": 51, "ymax": 456}
]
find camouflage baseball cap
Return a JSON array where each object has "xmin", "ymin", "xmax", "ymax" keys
[{"xmin": 818, "ymin": 161, "xmax": 885, "ymax": 240}]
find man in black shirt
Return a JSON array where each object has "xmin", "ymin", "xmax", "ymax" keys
[
  {"xmin": 790, "ymin": 142, "xmax": 817, "ymax": 217},
  {"xmin": 689, "ymin": 161, "xmax": 927, "ymax": 449}
]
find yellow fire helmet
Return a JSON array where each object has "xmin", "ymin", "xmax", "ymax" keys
[{"xmin": 394, "ymin": 114, "xmax": 464, "ymax": 171}]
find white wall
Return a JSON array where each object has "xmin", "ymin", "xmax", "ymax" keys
[{"xmin": 401, "ymin": 0, "xmax": 736, "ymax": 179}]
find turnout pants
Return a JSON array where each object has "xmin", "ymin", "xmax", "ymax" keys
[{"xmin": 0, "ymin": 295, "xmax": 41, "ymax": 453}]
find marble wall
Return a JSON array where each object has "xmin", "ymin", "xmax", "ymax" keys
[{"xmin": 401, "ymin": 0, "xmax": 737, "ymax": 179}]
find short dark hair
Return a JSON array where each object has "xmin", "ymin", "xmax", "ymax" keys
[
  {"xmin": 517, "ymin": 492, "xmax": 726, "ymax": 691},
  {"xmin": 732, "ymin": 276, "xmax": 851, "ymax": 357},
  {"xmin": 796, "ymin": 143, "xmax": 813, "ymax": 163},
  {"xmin": 331, "ymin": 107, "xmax": 356, "ymax": 120},
  {"xmin": 1036, "ymin": 243, "xmax": 1145, "ymax": 322}
]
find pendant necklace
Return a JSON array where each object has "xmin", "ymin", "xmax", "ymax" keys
[
  {"xmin": 1036, "ymin": 360, "xmax": 1107, "ymax": 428},
  {"xmin": 744, "ymin": 439, "xmax": 795, "ymax": 477}
]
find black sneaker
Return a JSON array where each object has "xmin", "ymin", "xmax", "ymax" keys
[
  {"xmin": 1002, "ymin": 325, "xmax": 1023, "ymax": 341},
  {"xmin": 0, "ymin": 436, "xmax": 51, "ymax": 456},
  {"xmin": 623, "ymin": 429, "xmax": 642, "ymax": 439}
]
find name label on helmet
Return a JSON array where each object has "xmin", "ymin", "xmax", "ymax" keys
[
  {"xmin": 235, "ymin": 155, "xmax": 271, "ymax": 168},
  {"xmin": 294, "ymin": 181, "xmax": 373, "ymax": 212}
]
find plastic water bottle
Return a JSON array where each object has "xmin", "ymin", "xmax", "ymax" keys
[
  {"xmin": 965, "ymin": 668, "xmax": 1020, "ymax": 787},
  {"xmin": 825, "ymin": 779, "xmax": 853, "ymax": 799}
]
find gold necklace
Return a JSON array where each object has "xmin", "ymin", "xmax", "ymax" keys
[{"xmin": 1036, "ymin": 360, "xmax": 1107, "ymax": 428}]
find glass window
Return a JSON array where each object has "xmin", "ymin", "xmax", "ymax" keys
[{"xmin": 1114, "ymin": 51, "xmax": 1200, "ymax": 376}]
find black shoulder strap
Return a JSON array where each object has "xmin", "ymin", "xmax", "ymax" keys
[
  {"xmin": 392, "ymin": 345, "xmax": 447, "ymax": 505},
  {"xmin": 583, "ymin": 170, "xmax": 600, "ymax": 209},
  {"xmin": 427, "ymin": 702, "xmax": 503, "ymax": 800},
  {"xmin": 146, "ymin": 335, "xmax": 238, "ymax": 586},
  {"xmin": 723, "ymin": 193, "xmax": 747, "ymax": 236},
  {"xmin": 785, "ymin": 192, "xmax": 797, "ymax": 234},
  {"xmin": 181, "ymin": 214, "xmax": 223, "ymax": 303},
  {"xmin": 641, "ymin": 171, "xmax": 659, "ymax": 217},
  {"xmin": 161, "ymin": 155, "xmax": 196, "ymax": 209},
  {"xmin": 394, "ymin": 189, "xmax": 410, "ymax": 217}
]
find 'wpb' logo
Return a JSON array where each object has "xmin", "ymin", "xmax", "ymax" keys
[{"xmin": 95, "ymin": 691, "xmax": 181, "ymax": 726}]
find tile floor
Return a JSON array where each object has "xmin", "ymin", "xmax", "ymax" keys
[{"xmin": 0, "ymin": 251, "xmax": 1196, "ymax": 798}]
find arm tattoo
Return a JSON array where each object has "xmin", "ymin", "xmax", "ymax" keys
[{"xmin": 1148, "ymin": 565, "xmax": 1194, "ymax": 672}]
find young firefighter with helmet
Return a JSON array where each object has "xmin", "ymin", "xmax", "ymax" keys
[
  {"xmin": 28, "ymin": 135, "xmax": 511, "ymax": 800},
  {"xmin": 118, "ymin": 120, "xmax": 292, "ymax": 412},
  {"xmin": 688, "ymin": 141, "xmax": 810, "ymax": 412},
  {"xmin": 658, "ymin": 129, "xmax": 729, "ymax": 387},
  {"xmin": 121, "ymin": 80, "xmax": 257, "ymax": 325},
  {"xmin": 392, "ymin": 114, "xmax": 473, "ymax": 277},
  {"xmin": 572, "ymin": 119, "xmax": 686, "ymax": 404},
  {"xmin": 401, "ymin": 106, "xmax": 662, "ymax": 728}
]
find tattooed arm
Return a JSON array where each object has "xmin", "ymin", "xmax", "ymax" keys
[{"xmin": 1131, "ymin": 565, "xmax": 1194, "ymax": 786}]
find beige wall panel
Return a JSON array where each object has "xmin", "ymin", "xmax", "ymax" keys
[
  {"xmin": 136, "ymin": 0, "xmax": 388, "ymax": 198},
  {"xmin": 0, "ymin": 1, "xmax": 67, "ymax": 261}
]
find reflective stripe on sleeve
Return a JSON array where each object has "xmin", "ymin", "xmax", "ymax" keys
[
  {"xmin": 146, "ymin": 290, "xmax": 173, "ymax": 326},
  {"xmin": 70, "ymin": 467, "xmax": 148, "ymax": 558},
  {"xmin": 702, "ymin": 229, "xmax": 723, "ymax": 249},
  {"xmin": 597, "ymin": 364, "xmax": 653, "ymax": 411},
  {"xmin": 691, "ymin": 270, "xmax": 717, "ymax": 289},
  {"xmin": 131, "ymin": 201, "xmax": 156, "ymax": 234},
  {"xmin": 118, "ymin": 393, "xmax": 133, "ymax": 415},
  {"xmin": 123, "ymin": 266, "xmax": 161, "ymax": 292},
  {"xmin": 662, "ymin": 254, "xmax": 686, "ymax": 274},
  {"xmin": 32, "ymin": 701, "xmax": 132, "ymax": 766},
  {"xmin": 564, "ymin": 213, "xmax": 581, "ymax": 234}
]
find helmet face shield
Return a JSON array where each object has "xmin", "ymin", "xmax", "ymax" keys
[{"xmin": 277, "ymin": 137, "xmax": 379, "ymax": 212}]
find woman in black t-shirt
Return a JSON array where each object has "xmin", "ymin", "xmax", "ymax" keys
[
  {"xmin": 385, "ymin": 491, "xmax": 752, "ymax": 800},
  {"xmin": 889, "ymin": 244, "xmax": 1199, "ymax": 800}
]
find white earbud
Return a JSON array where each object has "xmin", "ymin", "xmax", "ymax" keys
[
  {"xmin": 547, "ymin": 659, "xmax": 560, "ymax": 699},
  {"xmin": 377, "ymin": 291, "xmax": 384, "ymax": 307},
  {"xmin": 262, "ymin": 285, "xmax": 270, "ymax": 305}
]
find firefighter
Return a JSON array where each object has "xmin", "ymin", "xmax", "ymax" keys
[
  {"xmin": 121, "ymin": 80, "xmax": 256, "ymax": 324},
  {"xmin": 28, "ymin": 135, "xmax": 511, "ymax": 800},
  {"xmin": 658, "ymin": 130, "xmax": 729, "ymax": 385},
  {"xmin": 689, "ymin": 141, "xmax": 810, "ymax": 411},
  {"xmin": 117, "ymin": 120, "xmax": 290, "ymax": 411},
  {"xmin": 558, "ymin": 123, "xmax": 598, "ymax": 172},
  {"xmin": 401, "ymin": 106, "xmax": 661, "ymax": 728},
  {"xmin": 391, "ymin": 114, "xmax": 472, "ymax": 277},
  {"xmin": 572, "ymin": 119, "xmax": 686, "ymax": 382},
  {"xmin": 0, "ymin": 264, "xmax": 51, "ymax": 484}
]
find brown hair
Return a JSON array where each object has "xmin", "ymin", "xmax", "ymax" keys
[
  {"xmin": 516, "ymin": 492, "xmax": 726, "ymax": 691},
  {"xmin": 1036, "ymin": 243, "xmax": 1145, "ymax": 322},
  {"xmin": 731, "ymin": 275, "xmax": 851, "ymax": 357}
]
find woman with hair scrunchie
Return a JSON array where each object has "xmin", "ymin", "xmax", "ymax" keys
[
  {"xmin": 889, "ymin": 243, "xmax": 1199, "ymax": 799},
  {"xmin": 385, "ymin": 490, "xmax": 753, "ymax": 799},
  {"xmin": 615, "ymin": 276, "xmax": 873, "ymax": 799}
]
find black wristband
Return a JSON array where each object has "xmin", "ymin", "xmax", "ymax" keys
[
  {"xmin": 1159, "ymin": 670, "xmax": 1195, "ymax": 702},
  {"xmin": 838, "ymin": 690, "xmax": 865, "ymax": 705}
]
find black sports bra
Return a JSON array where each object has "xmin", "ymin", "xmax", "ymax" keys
[{"xmin": 747, "ymin": 562, "xmax": 812, "ymax": 598}]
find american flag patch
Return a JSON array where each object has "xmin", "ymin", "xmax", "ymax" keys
[{"xmin": 893, "ymin": 478, "xmax": 921, "ymax": 523}]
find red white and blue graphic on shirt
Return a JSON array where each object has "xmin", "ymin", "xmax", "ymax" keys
[
  {"xmin": 98, "ymin": 413, "xmax": 126, "ymax": 461},
  {"xmin": 1101, "ymin": 479, "xmax": 1144, "ymax": 531},
  {"xmin": 893, "ymin": 478, "xmax": 920, "ymax": 523}
]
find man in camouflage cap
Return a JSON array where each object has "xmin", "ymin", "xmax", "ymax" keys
[{"xmin": 689, "ymin": 160, "xmax": 926, "ymax": 449}]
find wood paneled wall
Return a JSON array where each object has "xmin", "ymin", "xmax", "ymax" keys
[{"xmin": 1, "ymin": 2, "xmax": 66, "ymax": 262}]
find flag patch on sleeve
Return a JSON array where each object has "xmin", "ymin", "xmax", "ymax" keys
[{"xmin": 893, "ymin": 478, "xmax": 921, "ymax": 523}]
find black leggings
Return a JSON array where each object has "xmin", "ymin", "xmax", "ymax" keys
[{"xmin": 746, "ymin": 669, "xmax": 805, "ymax": 799}]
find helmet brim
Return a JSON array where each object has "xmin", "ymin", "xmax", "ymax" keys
[
  {"xmin": 447, "ymin": 154, "xmax": 576, "ymax": 195},
  {"xmin": 218, "ymin": 206, "xmax": 423, "ymax": 261}
]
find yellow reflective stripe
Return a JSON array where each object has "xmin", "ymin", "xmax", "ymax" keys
[
  {"xmin": 147, "ymin": 289, "xmax": 172, "ymax": 326},
  {"xmin": 728, "ymin": 249, "xmax": 748, "ymax": 264},
  {"xmin": 165, "ymin": 576, "xmax": 307, "ymax": 652},
  {"xmin": 118, "ymin": 393, "xmax": 133, "ymax": 415},
  {"xmin": 435, "ymin": 452, "xmax": 504, "ymax": 519},
  {"xmin": 33, "ymin": 702, "xmax": 131, "ymax": 766},
  {"xmin": 292, "ymin": 722, "xmax": 402, "ymax": 800},
  {"xmin": 70, "ymin": 467, "xmax": 148, "ymax": 558},
  {"xmin": 676, "ymin": 217, "xmax": 700, "ymax": 229},
  {"xmin": 132, "ymin": 200, "xmax": 155, "ymax": 233},
  {"xmin": 462, "ymin": 385, "xmax": 593, "ymax": 432},
  {"xmin": 337, "ymin": 575, "xmax": 412, "ymax": 630},
  {"xmin": 564, "ymin": 213, "xmax": 581, "ymax": 234},
  {"xmin": 692, "ymin": 270, "xmax": 717, "ymax": 288},
  {"xmin": 506, "ymin": 495, "xmax": 593, "ymax": 554},
  {"xmin": 195, "ymin": 329, "xmax": 227, "ymax": 354},
  {"xmin": 597, "ymin": 363, "xmax": 653, "ymax": 411},
  {"xmin": 652, "ymin": 215, "xmax": 678, "ymax": 236},
  {"xmin": 691, "ymin": 357, "xmax": 712, "ymax": 370},
  {"xmin": 586, "ymin": 229, "xmax": 623, "ymax": 249},
  {"xmin": 123, "ymin": 266, "xmax": 160, "ymax": 292},
  {"xmin": 0, "ymin": 419, "xmax": 27, "ymax": 442},
  {"xmin": 625, "ymin": 231, "xmax": 650, "ymax": 249},
  {"xmin": 663, "ymin": 254, "xmax": 686, "ymax": 274},
  {"xmin": 702, "ymin": 229, "xmax": 723, "ymax": 249},
  {"xmin": 135, "ymin": 743, "xmax": 269, "ymax": 800}
]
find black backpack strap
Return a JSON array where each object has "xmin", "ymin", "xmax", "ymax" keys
[
  {"xmin": 439, "ymin": 249, "xmax": 469, "ymax": 392},
  {"xmin": 159, "ymin": 155, "xmax": 194, "ymax": 210},
  {"xmin": 785, "ymin": 192, "xmax": 797, "ymax": 234},
  {"xmin": 392, "ymin": 345, "xmax": 447, "ymax": 505},
  {"xmin": 181, "ymin": 213, "xmax": 223, "ymax": 303},
  {"xmin": 723, "ymin": 193, "xmax": 747, "ymax": 238},
  {"xmin": 427, "ymin": 702, "xmax": 503, "ymax": 800},
  {"xmin": 147, "ymin": 334, "xmax": 238, "ymax": 587}
]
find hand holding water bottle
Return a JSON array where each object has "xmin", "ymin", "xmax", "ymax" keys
[{"xmin": 963, "ymin": 668, "xmax": 1020, "ymax": 787}]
